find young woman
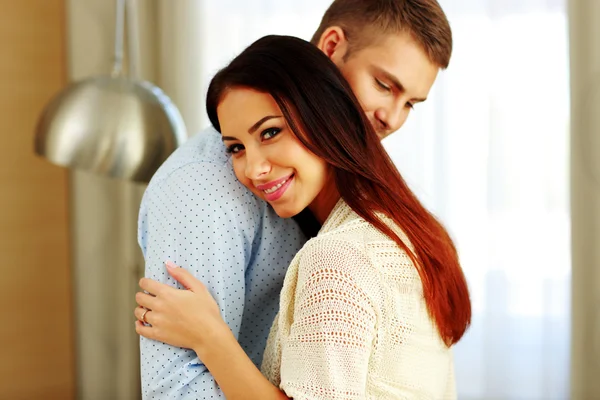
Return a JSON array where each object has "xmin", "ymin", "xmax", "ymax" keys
[{"xmin": 134, "ymin": 35, "xmax": 471, "ymax": 399}]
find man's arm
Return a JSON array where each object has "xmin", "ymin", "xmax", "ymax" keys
[{"xmin": 138, "ymin": 161, "xmax": 260, "ymax": 399}]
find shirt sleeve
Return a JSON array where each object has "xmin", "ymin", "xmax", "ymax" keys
[
  {"xmin": 138, "ymin": 161, "xmax": 260, "ymax": 399},
  {"xmin": 278, "ymin": 239, "xmax": 378, "ymax": 400}
]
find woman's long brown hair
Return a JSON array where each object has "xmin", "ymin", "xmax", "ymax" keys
[{"xmin": 207, "ymin": 35, "xmax": 471, "ymax": 345}]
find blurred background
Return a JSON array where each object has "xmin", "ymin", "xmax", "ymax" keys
[{"xmin": 1, "ymin": 0, "xmax": 597, "ymax": 399}]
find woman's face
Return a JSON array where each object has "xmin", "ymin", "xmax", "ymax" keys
[{"xmin": 218, "ymin": 87, "xmax": 329, "ymax": 218}]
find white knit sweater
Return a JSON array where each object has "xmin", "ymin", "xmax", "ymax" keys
[{"xmin": 261, "ymin": 200, "xmax": 456, "ymax": 399}]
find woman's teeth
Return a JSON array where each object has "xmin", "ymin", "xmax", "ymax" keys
[{"xmin": 264, "ymin": 176, "xmax": 291, "ymax": 194}]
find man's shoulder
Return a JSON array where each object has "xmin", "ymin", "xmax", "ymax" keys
[
  {"xmin": 144, "ymin": 126, "xmax": 249, "ymax": 195},
  {"xmin": 149, "ymin": 126, "xmax": 228, "ymax": 183},
  {"xmin": 140, "ymin": 126, "xmax": 262, "ymax": 214}
]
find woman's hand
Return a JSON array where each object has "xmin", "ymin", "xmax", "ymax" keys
[
  {"xmin": 134, "ymin": 261, "xmax": 229, "ymax": 352},
  {"xmin": 135, "ymin": 261, "xmax": 289, "ymax": 400}
]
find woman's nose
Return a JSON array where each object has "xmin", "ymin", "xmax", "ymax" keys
[{"xmin": 244, "ymin": 150, "xmax": 271, "ymax": 180}]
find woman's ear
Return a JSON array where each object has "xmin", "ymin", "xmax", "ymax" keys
[{"xmin": 317, "ymin": 26, "xmax": 349, "ymax": 65}]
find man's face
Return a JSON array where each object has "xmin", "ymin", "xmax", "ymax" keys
[{"xmin": 329, "ymin": 32, "xmax": 439, "ymax": 139}]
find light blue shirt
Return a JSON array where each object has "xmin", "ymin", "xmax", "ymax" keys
[{"xmin": 138, "ymin": 127, "xmax": 307, "ymax": 399}]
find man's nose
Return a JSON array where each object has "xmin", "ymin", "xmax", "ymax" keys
[{"xmin": 375, "ymin": 106, "xmax": 405, "ymax": 135}]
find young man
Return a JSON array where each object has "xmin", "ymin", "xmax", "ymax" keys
[{"xmin": 138, "ymin": 0, "xmax": 452, "ymax": 398}]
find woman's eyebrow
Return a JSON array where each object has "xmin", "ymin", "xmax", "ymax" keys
[{"xmin": 248, "ymin": 115, "xmax": 282, "ymax": 134}]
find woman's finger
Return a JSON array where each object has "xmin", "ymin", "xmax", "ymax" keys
[
  {"xmin": 135, "ymin": 320, "xmax": 156, "ymax": 340},
  {"xmin": 135, "ymin": 291, "xmax": 159, "ymax": 310},
  {"xmin": 139, "ymin": 277, "xmax": 173, "ymax": 296},
  {"xmin": 134, "ymin": 306, "xmax": 143, "ymax": 320},
  {"xmin": 134, "ymin": 306, "xmax": 158, "ymax": 326},
  {"xmin": 134, "ymin": 306, "xmax": 149, "ymax": 322},
  {"xmin": 165, "ymin": 261, "xmax": 205, "ymax": 292}
]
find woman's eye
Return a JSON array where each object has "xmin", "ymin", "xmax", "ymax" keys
[
  {"xmin": 375, "ymin": 78, "xmax": 391, "ymax": 92},
  {"xmin": 261, "ymin": 128, "xmax": 281, "ymax": 140},
  {"xmin": 225, "ymin": 144, "xmax": 244, "ymax": 154}
]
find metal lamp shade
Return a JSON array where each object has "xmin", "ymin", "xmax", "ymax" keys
[{"xmin": 34, "ymin": 75, "xmax": 187, "ymax": 183}]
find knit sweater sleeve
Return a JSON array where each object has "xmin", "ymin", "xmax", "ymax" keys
[
  {"xmin": 443, "ymin": 349, "xmax": 457, "ymax": 399},
  {"xmin": 278, "ymin": 238, "xmax": 378, "ymax": 400}
]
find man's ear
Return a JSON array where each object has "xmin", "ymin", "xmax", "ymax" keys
[{"xmin": 317, "ymin": 26, "xmax": 349, "ymax": 64}]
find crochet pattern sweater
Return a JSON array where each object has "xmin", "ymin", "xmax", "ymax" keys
[{"xmin": 261, "ymin": 200, "xmax": 456, "ymax": 399}]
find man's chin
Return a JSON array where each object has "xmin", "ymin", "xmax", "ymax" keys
[
  {"xmin": 367, "ymin": 119, "xmax": 388, "ymax": 140},
  {"xmin": 376, "ymin": 130, "xmax": 390, "ymax": 140}
]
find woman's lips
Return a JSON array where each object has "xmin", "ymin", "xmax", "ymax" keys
[
  {"xmin": 261, "ymin": 174, "xmax": 294, "ymax": 202},
  {"xmin": 255, "ymin": 173, "xmax": 294, "ymax": 191}
]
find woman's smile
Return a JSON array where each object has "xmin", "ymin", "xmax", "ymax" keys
[{"xmin": 255, "ymin": 173, "xmax": 295, "ymax": 201}]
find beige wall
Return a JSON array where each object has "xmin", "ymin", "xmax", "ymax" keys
[
  {"xmin": 569, "ymin": 0, "xmax": 600, "ymax": 398},
  {"xmin": 0, "ymin": 1, "xmax": 75, "ymax": 399}
]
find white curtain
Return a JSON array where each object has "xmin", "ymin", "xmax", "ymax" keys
[
  {"xmin": 413, "ymin": 3, "xmax": 571, "ymax": 399},
  {"xmin": 194, "ymin": 1, "xmax": 571, "ymax": 399}
]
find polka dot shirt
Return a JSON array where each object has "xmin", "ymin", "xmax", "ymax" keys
[{"xmin": 138, "ymin": 128, "xmax": 307, "ymax": 399}]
